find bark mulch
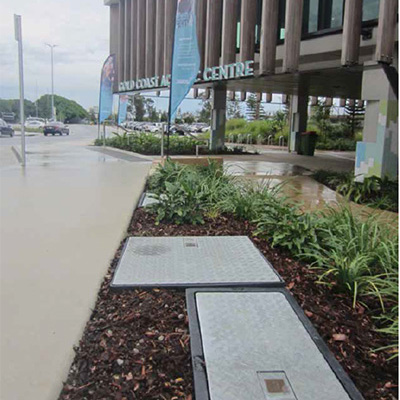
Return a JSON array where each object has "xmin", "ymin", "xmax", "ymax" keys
[{"xmin": 59, "ymin": 209, "xmax": 398, "ymax": 400}]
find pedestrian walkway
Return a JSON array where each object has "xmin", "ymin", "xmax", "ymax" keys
[{"xmin": 0, "ymin": 141, "xmax": 150, "ymax": 400}]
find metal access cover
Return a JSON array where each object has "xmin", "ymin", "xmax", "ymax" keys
[
  {"xmin": 186, "ymin": 288, "xmax": 364, "ymax": 400},
  {"xmin": 111, "ymin": 236, "xmax": 282, "ymax": 288},
  {"xmin": 138, "ymin": 192, "xmax": 159, "ymax": 207}
]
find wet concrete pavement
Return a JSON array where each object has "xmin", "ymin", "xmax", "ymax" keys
[
  {"xmin": 0, "ymin": 125, "xmax": 151, "ymax": 400},
  {"xmin": 223, "ymin": 146, "xmax": 355, "ymax": 173}
]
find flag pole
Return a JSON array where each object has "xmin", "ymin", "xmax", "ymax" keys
[{"xmin": 166, "ymin": 3, "xmax": 178, "ymax": 159}]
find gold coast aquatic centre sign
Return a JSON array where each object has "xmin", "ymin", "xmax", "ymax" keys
[{"xmin": 118, "ymin": 60, "xmax": 254, "ymax": 92}]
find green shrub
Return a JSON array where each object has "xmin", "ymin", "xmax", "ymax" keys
[
  {"xmin": 94, "ymin": 132, "xmax": 248, "ymax": 155},
  {"xmin": 312, "ymin": 170, "xmax": 398, "ymax": 212},
  {"xmin": 226, "ymin": 118, "xmax": 279, "ymax": 144},
  {"xmin": 216, "ymin": 180, "xmax": 283, "ymax": 221},
  {"xmin": 147, "ymin": 160, "xmax": 232, "ymax": 225},
  {"xmin": 255, "ymin": 205, "xmax": 319, "ymax": 256},
  {"xmin": 316, "ymin": 138, "xmax": 356, "ymax": 151},
  {"xmin": 303, "ymin": 208, "xmax": 391, "ymax": 304},
  {"xmin": 226, "ymin": 118, "xmax": 247, "ymax": 131}
]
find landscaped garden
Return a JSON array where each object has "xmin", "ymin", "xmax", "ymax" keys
[
  {"xmin": 94, "ymin": 132, "xmax": 249, "ymax": 155},
  {"xmin": 59, "ymin": 161, "xmax": 398, "ymax": 400},
  {"xmin": 224, "ymin": 99, "xmax": 364, "ymax": 151}
]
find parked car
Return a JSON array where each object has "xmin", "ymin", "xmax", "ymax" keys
[
  {"xmin": 0, "ymin": 118, "xmax": 14, "ymax": 137},
  {"xmin": 43, "ymin": 122, "xmax": 70, "ymax": 136},
  {"xmin": 25, "ymin": 119, "xmax": 45, "ymax": 129},
  {"xmin": 147, "ymin": 124, "xmax": 160, "ymax": 133},
  {"xmin": 171, "ymin": 125, "xmax": 186, "ymax": 135}
]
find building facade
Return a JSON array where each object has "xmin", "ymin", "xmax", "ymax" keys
[{"xmin": 104, "ymin": 0, "xmax": 398, "ymax": 179}]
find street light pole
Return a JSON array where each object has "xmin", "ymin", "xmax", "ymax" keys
[
  {"xmin": 45, "ymin": 43, "xmax": 57, "ymax": 120},
  {"xmin": 14, "ymin": 14, "xmax": 26, "ymax": 167}
]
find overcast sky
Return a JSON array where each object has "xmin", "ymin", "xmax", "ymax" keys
[{"xmin": 1, "ymin": 0, "xmax": 110, "ymax": 109}]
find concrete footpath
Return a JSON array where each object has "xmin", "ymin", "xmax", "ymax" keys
[{"xmin": 0, "ymin": 130, "xmax": 151, "ymax": 400}]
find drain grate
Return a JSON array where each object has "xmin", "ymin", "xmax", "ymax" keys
[
  {"xmin": 111, "ymin": 236, "xmax": 283, "ymax": 288},
  {"xmin": 186, "ymin": 288, "xmax": 364, "ymax": 400}
]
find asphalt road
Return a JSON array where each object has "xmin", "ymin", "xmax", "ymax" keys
[{"xmin": 0, "ymin": 124, "xmax": 105, "ymax": 147}]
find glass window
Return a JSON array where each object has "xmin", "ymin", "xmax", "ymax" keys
[
  {"xmin": 330, "ymin": 0, "xmax": 344, "ymax": 28},
  {"xmin": 255, "ymin": 0, "xmax": 263, "ymax": 46},
  {"xmin": 278, "ymin": 0, "xmax": 286, "ymax": 39},
  {"xmin": 308, "ymin": 0, "xmax": 319, "ymax": 32},
  {"xmin": 363, "ymin": 0, "xmax": 380, "ymax": 21}
]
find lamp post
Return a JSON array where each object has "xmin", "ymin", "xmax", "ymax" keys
[
  {"xmin": 45, "ymin": 43, "xmax": 57, "ymax": 120},
  {"xmin": 14, "ymin": 14, "xmax": 26, "ymax": 166}
]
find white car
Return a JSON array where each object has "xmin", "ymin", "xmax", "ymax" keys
[{"xmin": 25, "ymin": 119, "xmax": 45, "ymax": 129}]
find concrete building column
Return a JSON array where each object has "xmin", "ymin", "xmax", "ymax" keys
[
  {"xmin": 130, "ymin": 0, "xmax": 138, "ymax": 81},
  {"xmin": 118, "ymin": 0, "xmax": 125, "ymax": 83},
  {"xmin": 210, "ymin": 86, "xmax": 227, "ymax": 151},
  {"xmin": 205, "ymin": 0, "xmax": 223, "ymax": 68},
  {"xmin": 137, "ymin": 0, "xmax": 146, "ymax": 79},
  {"xmin": 289, "ymin": 94, "xmax": 308, "ymax": 153},
  {"xmin": 124, "ymin": 0, "xmax": 132, "ymax": 81},
  {"xmin": 222, "ymin": 0, "xmax": 239, "ymax": 65},
  {"xmin": 110, "ymin": 4, "xmax": 119, "ymax": 91},
  {"xmin": 146, "ymin": 0, "xmax": 156, "ymax": 78},
  {"xmin": 355, "ymin": 66, "xmax": 398, "ymax": 180},
  {"xmin": 196, "ymin": 0, "xmax": 208, "ymax": 71},
  {"xmin": 155, "ymin": 0, "xmax": 165, "ymax": 77},
  {"xmin": 164, "ymin": 0, "xmax": 177, "ymax": 75}
]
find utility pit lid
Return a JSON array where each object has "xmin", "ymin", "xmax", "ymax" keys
[
  {"xmin": 138, "ymin": 192, "xmax": 159, "ymax": 208},
  {"xmin": 111, "ymin": 236, "xmax": 282, "ymax": 288},
  {"xmin": 186, "ymin": 288, "xmax": 363, "ymax": 400}
]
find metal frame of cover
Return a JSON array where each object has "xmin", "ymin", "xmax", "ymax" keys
[{"xmin": 186, "ymin": 287, "xmax": 364, "ymax": 400}]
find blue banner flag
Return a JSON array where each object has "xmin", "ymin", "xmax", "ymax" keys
[
  {"xmin": 99, "ymin": 54, "xmax": 116, "ymax": 124},
  {"xmin": 118, "ymin": 94, "xmax": 129, "ymax": 125},
  {"xmin": 169, "ymin": 0, "xmax": 200, "ymax": 122}
]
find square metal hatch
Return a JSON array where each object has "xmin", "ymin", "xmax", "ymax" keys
[
  {"xmin": 111, "ymin": 236, "xmax": 283, "ymax": 288},
  {"xmin": 186, "ymin": 288, "xmax": 364, "ymax": 400}
]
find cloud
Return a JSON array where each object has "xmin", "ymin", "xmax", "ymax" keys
[{"xmin": 0, "ymin": 0, "xmax": 110, "ymax": 109}]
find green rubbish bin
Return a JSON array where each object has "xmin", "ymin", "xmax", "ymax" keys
[{"xmin": 299, "ymin": 131, "xmax": 318, "ymax": 156}]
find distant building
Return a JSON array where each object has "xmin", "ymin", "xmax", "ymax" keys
[
  {"xmin": 104, "ymin": 0, "xmax": 398, "ymax": 179},
  {"xmin": 1, "ymin": 112, "xmax": 16, "ymax": 123}
]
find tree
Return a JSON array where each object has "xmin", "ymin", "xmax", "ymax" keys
[
  {"xmin": 36, "ymin": 95, "xmax": 88, "ymax": 122},
  {"xmin": 310, "ymin": 100, "xmax": 332, "ymax": 138},
  {"xmin": 344, "ymin": 100, "xmax": 365, "ymax": 137},
  {"xmin": 88, "ymin": 107, "xmax": 98, "ymax": 124},
  {"xmin": 198, "ymin": 100, "xmax": 212, "ymax": 123},
  {"xmin": 131, "ymin": 94, "xmax": 146, "ymax": 121},
  {"xmin": 227, "ymin": 97, "xmax": 243, "ymax": 119},
  {"xmin": 174, "ymin": 108, "xmax": 183, "ymax": 124},
  {"xmin": 183, "ymin": 112, "xmax": 195, "ymax": 124},
  {"xmin": 272, "ymin": 110, "xmax": 286, "ymax": 134},
  {"xmin": 144, "ymin": 98, "xmax": 159, "ymax": 121},
  {"xmin": 160, "ymin": 111, "xmax": 168, "ymax": 122},
  {"xmin": 246, "ymin": 93, "xmax": 264, "ymax": 120},
  {"xmin": 0, "ymin": 99, "xmax": 36, "ymax": 120}
]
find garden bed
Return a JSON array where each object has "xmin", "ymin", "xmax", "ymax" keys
[
  {"xmin": 59, "ymin": 208, "xmax": 397, "ymax": 400},
  {"xmin": 94, "ymin": 132, "xmax": 254, "ymax": 156},
  {"xmin": 312, "ymin": 170, "xmax": 398, "ymax": 213}
]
